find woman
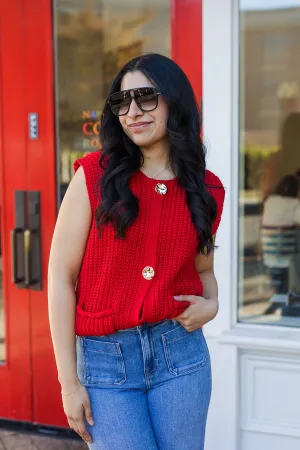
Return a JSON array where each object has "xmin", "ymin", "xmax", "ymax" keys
[
  {"xmin": 261, "ymin": 174, "xmax": 300, "ymax": 314},
  {"xmin": 262, "ymin": 174, "xmax": 300, "ymax": 228},
  {"xmin": 261, "ymin": 112, "xmax": 300, "ymax": 200},
  {"xmin": 48, "ymin": 53, "xmax": 225, "ymax": 450}
]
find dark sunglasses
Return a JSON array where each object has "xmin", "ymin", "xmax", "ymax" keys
[{"xmin": 108, "ymin": 87, "xmax": 161, "ymax": 116}]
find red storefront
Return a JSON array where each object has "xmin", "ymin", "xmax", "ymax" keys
[{"xmin": 0, "ymin": 0, "xmax": 202, "ymax": 428}]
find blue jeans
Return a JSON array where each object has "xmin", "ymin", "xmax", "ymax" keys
[{"xmin": 76, "ymin": 318, "xmax": 212, "ymax": 449}]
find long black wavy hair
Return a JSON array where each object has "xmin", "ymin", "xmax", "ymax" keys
[{"xmin": 96, "ymin": 53, "xmax": 218, "ymax": 255}]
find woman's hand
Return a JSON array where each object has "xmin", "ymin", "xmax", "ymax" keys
[
  {"xmin": 62, "ymin": 382, "xmax": 94, "ymax": 444},
  {"xmin": 173, "ymin": 295, "xmax": 218, "ymax": 332}
]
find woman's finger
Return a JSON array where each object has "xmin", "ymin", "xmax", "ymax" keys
[
  {"xmin": 173, "ymin": 295, "xmax": 198, "ymax": 303},
  {"xmin": 68, "ymin": 418, "xmax": 78, "ymax": 434},
  {"xmin": 76, "ymin": 418, "xmax": 92, "ymax": 444},
  {"xmin": 83, "ymin": 400, "xmax": 94, "ymax": 426}
]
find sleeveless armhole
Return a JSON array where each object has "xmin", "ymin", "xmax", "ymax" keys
[
  {"xmin": 205, "ymin": 170, "xmax": 226, "ymax": 235},
  {"xmin": 73, "ymin": 151, "xmax": 103, "ymax": 213}
]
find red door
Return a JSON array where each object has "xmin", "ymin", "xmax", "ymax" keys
[
  {"xmin": 0, "ymin": 1, "xmax": 31, "ymax": 421},
  {"xmin": 0, "ymin": 0, "xmax": 65, "ymax": 426},
  {"xmin": 0, "ymin": 0, "xmax": 202, "ymax": 428}
]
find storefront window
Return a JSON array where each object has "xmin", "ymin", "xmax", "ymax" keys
[
  {"xmin": 54, "ymin": 0, "xmax": 170, "ymax": 202},
  {"xmin": 239, "ymin": 0, "xmax": 300, "ymax": 327}
]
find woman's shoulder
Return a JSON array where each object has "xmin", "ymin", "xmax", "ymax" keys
[
  {"xmin": 204, "ymin": 169, "xmax": 224, "ymax": 188},
  {"xmin": 204, "ymin": 169, "xmax": 226, "ymax": 234},
  {"xmin": 265, "ymin": 195, "xmax": 299, "ymax": 206},
  {"xmin": 204, "ymin": 169, "xmax": 225, "ymax": 203},
  {"xmin": 73, "ymin": 151, "xmax": 105, "ymax": 209},
  {"xmin": 73, "ymin": 151, "xmax": 103, "ymax": 176}
]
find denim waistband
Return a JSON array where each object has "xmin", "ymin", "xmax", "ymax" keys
[{"xmin": 118, "ymin": 318, "xmax": 178, "ymax": 332}]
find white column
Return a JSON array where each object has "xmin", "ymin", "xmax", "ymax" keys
[{"xmin": 202, "ymin": 1, "xmax": 239, "ymax": 449}]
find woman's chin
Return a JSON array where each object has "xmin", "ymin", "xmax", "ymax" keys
[{"xmin": 130, "ymin": 135, "xmax": 154, "ymax": 147}]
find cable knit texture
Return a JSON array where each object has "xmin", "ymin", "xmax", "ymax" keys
[{"xmin": 74, "ymin": 151, "xmax": 225, "ymax": 336}]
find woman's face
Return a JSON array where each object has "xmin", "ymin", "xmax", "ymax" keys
[{"xmin": 118, "ymin": 70, "xmax": 168, "ymax": 148}]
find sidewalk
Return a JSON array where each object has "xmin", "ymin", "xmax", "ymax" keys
[{"xmin": 0, "ymin": 429, "xmax": 87, "ymax": 450}]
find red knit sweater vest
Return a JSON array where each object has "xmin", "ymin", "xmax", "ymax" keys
[{"xmin": 74, "ymin": 151, "xmax": 225, "ymax": 336}]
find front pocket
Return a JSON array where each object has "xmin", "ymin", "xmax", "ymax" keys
[
  {"xmin": 75, "ymin": 304, "xmax": 116, "ymax": 336},
  {"xmin": 82, "ymin": 337, "xmax": 126, "ymax": 385},
  {"xmin": 162, "ymin": 325, "xmax": 208, "ymax": 376},
  {"xmin": 76, "ymin": 305, "xmax": 114, "ymax": 319}
]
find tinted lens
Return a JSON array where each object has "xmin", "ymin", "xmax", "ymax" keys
[
  {"xmin": 135, "ymin": 88, "xmax": 158, "ymax": 111},
  {"xmin": 109, "ymin": 91, "xmax": 131, "ymax": 115}
]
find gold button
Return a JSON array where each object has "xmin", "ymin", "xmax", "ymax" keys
[
  {"xmin": 155, "ymin": 183, "xmax": 167, "ymax": 195},
  {"xmin": 142, "ymin": 266, "xmax": 155, "ymax": 280}
]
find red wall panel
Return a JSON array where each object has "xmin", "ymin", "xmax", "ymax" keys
[{"xmin": 171, "ymin": 0, "xmax": 203, "ymax": 107}]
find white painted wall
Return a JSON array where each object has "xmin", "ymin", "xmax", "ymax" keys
[
  {"xmin": 202, "ymin": 1, "xmax": 238, "ymax": 449},
  {"xmin": 202, "ymin": 1, "xmax": 300, "ymax": 450}
]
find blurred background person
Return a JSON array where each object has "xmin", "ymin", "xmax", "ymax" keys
[
  {"xmin": 261, "ymin": 112, "xmax": 300, "ymax": 200},
  {"xmin": 262, "ymin": 175, "xmax": 300, "ymax": 229},
  {"xmin": 261, "ymin": 174, "xmax": 300, "ymax": 315}
]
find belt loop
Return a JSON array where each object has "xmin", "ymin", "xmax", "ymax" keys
[{"xmin": 172, "ymin": 319, "xmax": 177, "ymax": 324}]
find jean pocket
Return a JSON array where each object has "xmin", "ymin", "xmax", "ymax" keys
[
  {"xmin": 82, "ymin": 337, "xmax": 126, "ymax": 386},
  {"xmin": 161, "ymin": 325, "xmax": 208, "ymax": 376}
]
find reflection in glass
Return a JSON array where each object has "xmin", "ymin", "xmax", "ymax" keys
[
  {"xmin": 55, "ymin": 0, "xmax": 170, "ymax": 202},
  {"xmin": 239, "ymin": 1, "xmax": 300, "ymax": 326}
]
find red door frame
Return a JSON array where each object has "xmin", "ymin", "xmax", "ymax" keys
[
  {"xmin": 0, "ymin": 0, "xmax": 202, "ymax": 427},
  {"xmin": 171, "ymin": 0, "xmax": 203, "ymax": 106},
  {"xmin": 0, "ymin": 1, "xmax": 32, "ymax": 422},
  {"xmin": 0, "ymin": 0, "xmax": 63, "ymax": 426},
  {"xmin": 24, "ymin": 0, "xmax": 65, "ymax": 426}
]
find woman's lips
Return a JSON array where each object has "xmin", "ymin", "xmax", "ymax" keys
[{"xmin": 128, "ymin": 122, "xmax": 152, "ymax": 131}]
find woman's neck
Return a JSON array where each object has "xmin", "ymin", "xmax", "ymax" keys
[{"xmin": 140, "ymin": 140, "xmax": 171, "ymax": 173}]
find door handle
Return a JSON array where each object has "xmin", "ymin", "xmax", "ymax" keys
[
  {"xmin": 11, "ymin": 190, "xmax": 42, "ymax": 290},
  {"xmin": 11, "ymin": 191, "xmax": 26, "ymax": 288},
  {"xmin": 24, "ymin": 229, "xmax": 31, "ymax": 287},
  {"xmin": 24, "ymin": 228, "xmax": 41, "ymax": 289},
  {"xmin": 26, "ymin": 191, "xmax": 42, "ymax": 290},
  {"xmin": 11, "ymin": 228, "xmax": 25, "ymax": 284}
]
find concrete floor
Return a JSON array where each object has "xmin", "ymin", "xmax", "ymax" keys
[{"xmin": 0, "ymin": 429, "xmax": 87, "ymax": 450}]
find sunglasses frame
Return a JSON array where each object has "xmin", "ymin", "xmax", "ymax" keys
[{"xmin": 108, "ymin": 87, "xmax": 161, "ymax": 116}]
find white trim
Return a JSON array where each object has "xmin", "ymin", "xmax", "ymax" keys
[
  {"xmin": 203, "ymin": 0, "xmax": 234, "ymax": 336},
  {"xmin": 219, "ymin": 328, "xmax": 300, "ymax": 354},
  {"xmin": 203, "ymin": 1, "xmax": 240, "ymax": 449},
  {"xmin": 231, "ymin": 0, "xmax": 240, "ymax": 329},
  {"xmin": 240, "ymin": 353, "xmax": 300, "ymax": 437}
]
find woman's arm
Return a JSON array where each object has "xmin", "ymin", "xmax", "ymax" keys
[
  {"xmin": 48, "ymin": 166, "xmax": 91, "ymax": 387},
  {"xmin": 48, "ymin": 166, "xmax": 93, "ymax": 443},
  {"xmin": 194, "ymin": 234, "xmax": 219, "ymax": 319},
  {"xmin": 174, "ymin": 235, "xmax": 219, "ymax": 331}
]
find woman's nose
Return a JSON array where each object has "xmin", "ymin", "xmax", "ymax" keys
[{"xmin": 127, "ymin": 98, "xmax": 142, "ymax": 118}]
